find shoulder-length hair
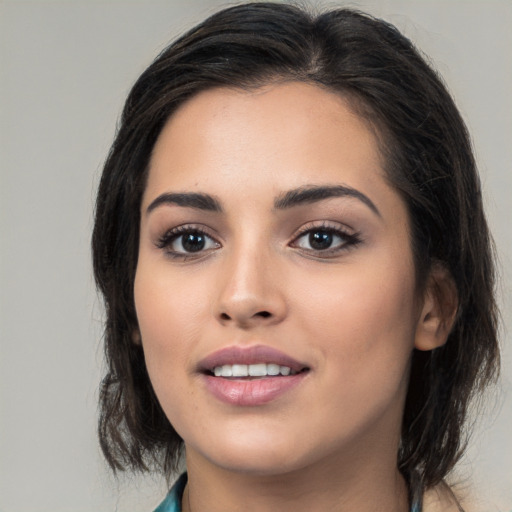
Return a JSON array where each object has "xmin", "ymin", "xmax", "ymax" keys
[{"xmin": 92, "ymin": 1, "xmax": 499, "ymax": 490}]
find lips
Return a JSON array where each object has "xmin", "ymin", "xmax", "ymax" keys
[
  {"xmin": 198, "ymin": 345, "xmax": 308, "ymax": 374},
  {"xmin": 198, "ymin": 345, "xmax": 310, "ymax": 406}
]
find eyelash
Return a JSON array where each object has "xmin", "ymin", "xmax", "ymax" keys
[
  {"xmin": 156, "ymin": 222, "xmax": 362, "ymax": 260},
  {"xmin": 290, "ymin": 222, "xmax": 362, "ymax": 257},
  {"xmin": 156, "ymin": 225, "xmax": 220, "ymax": 260}
]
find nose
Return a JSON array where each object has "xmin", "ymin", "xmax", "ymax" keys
[{"xmin": 214, "ymin": 244, "xmax": 287, "ymax": 329}]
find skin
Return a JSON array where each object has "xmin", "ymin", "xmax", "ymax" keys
[{"xmin": 134, "ymin": 82, "xmax": 452, "ymax": 511}]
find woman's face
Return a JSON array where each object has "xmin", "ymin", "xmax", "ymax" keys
[{"xmin": 134, "ymin": 83, "xmax": 425, "ymax": 476}]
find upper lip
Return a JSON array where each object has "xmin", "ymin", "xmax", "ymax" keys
[{"xmin": 198, "ymin": 345, "xmax": 309, "ymax": 373}]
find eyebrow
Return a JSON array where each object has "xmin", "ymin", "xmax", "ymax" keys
[
  {"xmin": 146, "ymin": 184, "xmax": 380, "ymax": 217},
  {"xmin": 146, "ymin": 192, "xmax": 223, "ymax": 214},
  {"xmin": 273, "ymin": 185, "xmax": 381, "ymax": 217}
]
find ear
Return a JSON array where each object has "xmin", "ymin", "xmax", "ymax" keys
[
  {"xmin": 414, "ymin": 263, "xmax": 458, "ymax": 352},
  {"xmin": 132, "ymin": 327, "xmax": 142, "ymax": 345}
]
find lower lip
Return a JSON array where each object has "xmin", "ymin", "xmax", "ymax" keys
[{"xmin": 202, "ymin": 373, "xmax": 307, "ymax": 406}]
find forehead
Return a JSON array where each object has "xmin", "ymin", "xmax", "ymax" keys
[{"xmin": 144, "ymin": 82, "xmax": 393, "ymax": 214}]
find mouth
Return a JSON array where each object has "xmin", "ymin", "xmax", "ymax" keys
[
  {"xmin": 198, "ymin": 345, "xmax": 310, "ymax": 406},
  {"xmin": 207, "ymin": 363, "xmax": 308, "ymax": 378},
  {"xmin": 198, "ymin": 344, "xmax": 310, "ymax": 377}
]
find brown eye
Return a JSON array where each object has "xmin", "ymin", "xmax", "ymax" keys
[
  {"xmin": 179, "ymin": 232, "xmax": 207, "ymax": 252},
  {"xmin": 309, "ymin": 231, "xmax": 334, "ymax": 250},
  {"xmin": 295, "ymin": 229, "xmax": 345, "ymax": 251},
  {"xmin": 157, "ymin": 227, "xmax": 221, "ymax": 257},
  {"xmin": 170, "ymin": 230, "xmax": 219, "ymax": 253},
  {"xmin": 291, "ymin": 225, "xmax": 362, "ymax": 257}
]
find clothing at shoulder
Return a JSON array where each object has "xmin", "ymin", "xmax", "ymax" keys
[
  {"xmin": 154, "ymin": 473, "xmax": 187, "ymax": 512},
  {"xmin": 153, "ymin": 473, "xmax": 462, "ymax": 512}
]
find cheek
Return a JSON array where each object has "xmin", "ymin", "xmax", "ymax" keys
[
  {"xmin": 295, "ymin": 255, "xmax": 418, "ymax": 380},
  {"xmin": 133, "ymin": 266, "xmax": 207, "ymax": 388},
  {"xmin": 133, "ymin": 274, "xmax": 206, "ymax": 437}
]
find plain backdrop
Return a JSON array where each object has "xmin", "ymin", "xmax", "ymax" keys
[{"xmin": 0, "ymin": 1, "xmax": 510, "ymax": 511}]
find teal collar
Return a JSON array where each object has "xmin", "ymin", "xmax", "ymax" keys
[{"xmin": 154, "ymin": 473, "xmax": 187, "ymax": 512}]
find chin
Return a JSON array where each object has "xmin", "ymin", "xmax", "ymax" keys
[
  {"xmin": 210, "ymin": 451, "xmax": 306, "ymax": 477},
  {"xmin": 187, "ymin": 427, "xmax": 312, "ymax": 476}
]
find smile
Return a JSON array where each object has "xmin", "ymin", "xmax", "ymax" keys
[
  {"xmin": 199, "ymin": 345, "xmax": 310, "ymax": 405},
  {"xmin": 212, "ymin": 363, "xmax": 299, "ymax": 378}
]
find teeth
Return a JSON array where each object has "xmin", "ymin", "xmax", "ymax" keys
[
  {"xmin": 248, "ymin": 363, "xmax": 267, "ymax": 376},
  {"xmin": 267, "ymin": 364, "xmax": 280, "ymax": 376},
  {"xmin": 219, "ymin": 365, "xmax": 232, "ymax": 377},
  {"xmin": 232, "ymin": 364, "xmax": 248, "ymax": 377},
  {"xmin": 212, "ymin": 363, "xmax": 297, "ymax": 378}
]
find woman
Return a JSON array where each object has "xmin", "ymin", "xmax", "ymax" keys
[{"xmin": 92, "ymin": 3, "xmax": 499, "ymax": 511}]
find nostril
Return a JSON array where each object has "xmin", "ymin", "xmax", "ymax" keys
[{"xmin": 218, "ymin": 309, "xmax": 273, "ymax": 323}]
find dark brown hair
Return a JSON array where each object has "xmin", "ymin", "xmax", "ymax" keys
[{"xmin": 92, "ymin": 1, "xmax": 499, "ymax": 492}]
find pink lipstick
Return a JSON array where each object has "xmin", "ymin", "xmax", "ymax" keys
[{"xmin": 198, "ymin": 345, "xmax": 310, "ymax": 406}]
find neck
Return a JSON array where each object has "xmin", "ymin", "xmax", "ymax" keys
[{"xmin": 182, "ymin": 447, "xmax": 409, "ymax": 512}]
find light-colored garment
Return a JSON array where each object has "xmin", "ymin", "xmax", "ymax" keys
[{"xmin": 153, "ymin": 473, "xmax": 423, "ymax": 512}]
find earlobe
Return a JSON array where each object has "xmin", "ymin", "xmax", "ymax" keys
[{"xmin": 414, "ymin": 263, "xmax": 458, "ymax": 352}]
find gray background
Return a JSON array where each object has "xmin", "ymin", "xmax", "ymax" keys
[{"xmin": 0, "ymin": 0, "xmax": 510, "ymax": 511}]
